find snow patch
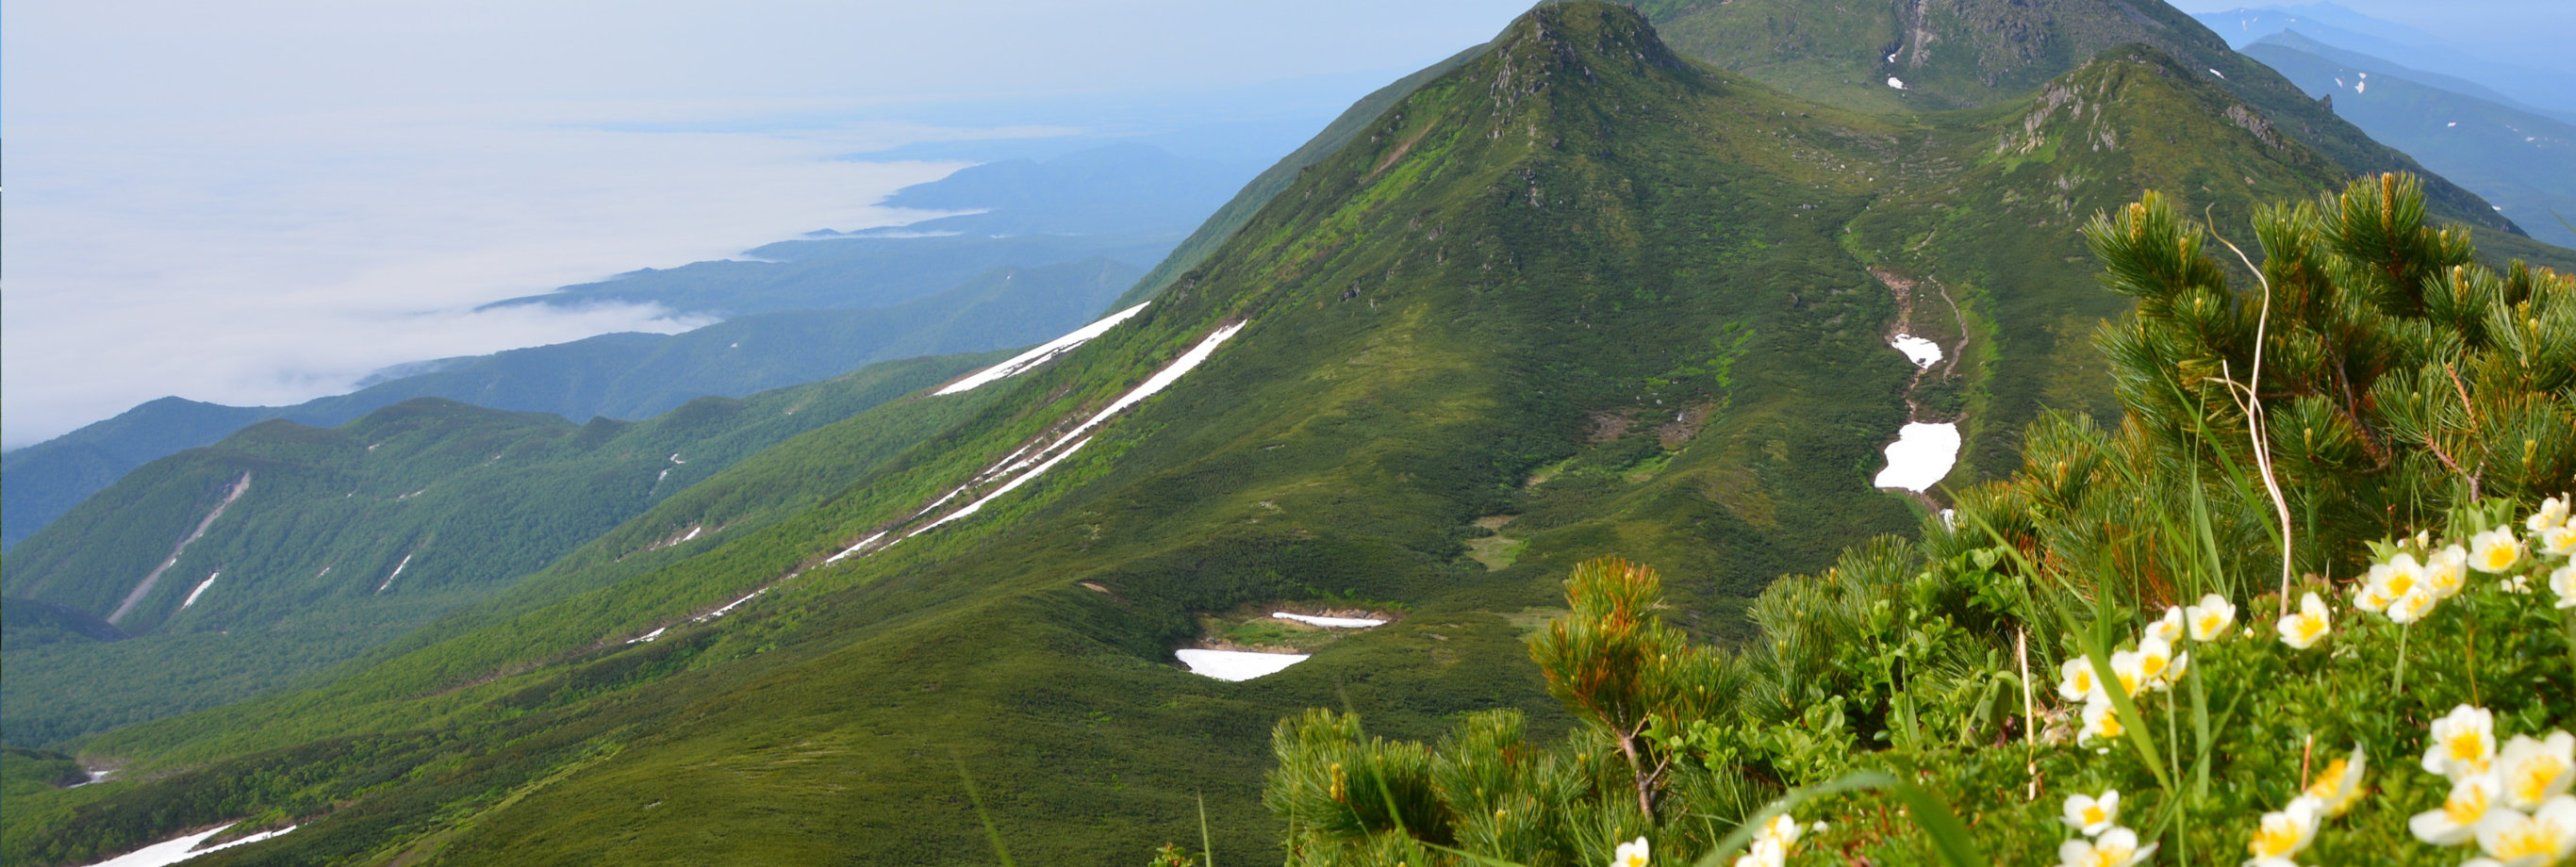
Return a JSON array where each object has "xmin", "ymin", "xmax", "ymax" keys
[
  {"xmin": 72, "ymin": 824, "xmax": 296, "ymax": 867},
  {"xmin": 2355, "ymin": 79, "xmax": 2367, "ymax": 94},
  {"xmin": 375, "ymin": 553, "xmax": 414, "ymax": 594},
  {"xmin": 1890, "ymin": 334, "xmax": 1942, "ymax": 368},
  {"xmin": 1874, "ymin": 422, "xmax": 1961, "ymax": 492},
  {"xmin": 1177, "ymin": 648, "xmax": 1309, "ymax": 680},
  {"xmin": 935, "ymin": 302, "xmax": 1152, "ymax": 396},
  {"xmin": 181, "ymin": 574, "xmax": 219, "ymax": 610},
  {"xmin": 2208, "ymin": 68, "xmax": 2225, "ymax": 79},
  {"xmin": 626, "ymin": 627, "xmax": 668, "ymax": 645},
  {"xmin": 822, "ymin": 532, "xmax": 891, "ymax": 565},
  {"xmin": 698, "ymin": 588, "xmax": 764, "ymax": 621},
  {"xmin": 1273, "ymin": 612, "xmax": 1387, "ymax": 629},
  {"xmin": 656, "ymin": 468, "xmax": 670, "ymax": 483},
  {"xmin": 1887, "ymin": 76, "xmax": 1907, "ymax": 90},
  {"xmin": 919, "ymin": 438, "xmax": 1092, "ymax": 532}
]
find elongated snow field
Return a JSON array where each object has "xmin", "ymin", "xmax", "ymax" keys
[
  {"xmin": 1272, "ymin": 612, "xmax": 1386, "ymax": 628},
  {"xmin": 73, "ymin": 825, "xmax": 295, "ymax": 867},
  {"xmin": 934, "ymin": 302, "xmax": 1152, "ymax": 395},
  {"xmin": 1176, "ymin": 648, "xmax": 1310, "ymax": 680},
  {"xmin": 1874, "ymin": 422, "xmax": 1961, "ymax": 491}
]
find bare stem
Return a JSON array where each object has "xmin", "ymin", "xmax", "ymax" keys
[{"xmin": 2208, "ymin": 223, "xmax": 2299, "ymax": 617}]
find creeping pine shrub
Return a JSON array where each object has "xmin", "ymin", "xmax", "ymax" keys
[{"xmin": 1262, "ymin": 174, "xmax": 2576, "ymax": 867}]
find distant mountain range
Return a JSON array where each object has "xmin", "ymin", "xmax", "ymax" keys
[
  {"xmin": 2190, "ymin": 4, "xmax": 2576, "ymax": 120},
  {"xmin": 2246, "ymin": 32, "xmax": 2576, "ymax": 247}
]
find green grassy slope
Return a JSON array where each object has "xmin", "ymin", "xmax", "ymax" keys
[
  {"xmin": 0, "ymin": 353, "xmax": 996, "ymax": 748},
  {"xmin": 1631, "ymin": 0, "xmax": 2522, "ymax": 236},
  {"xmin": 3, "ymin": 5, "xmax": 2537, "ymax": 866}
]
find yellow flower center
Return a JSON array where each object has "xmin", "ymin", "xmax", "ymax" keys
[
  {"xmin": 2249, "ymin": 821, "xmax": 2299, "ymax": 858},
  {"xmin": 2195, "ymin": 613, "xmax": 2221, "ymax": 634},
  {"xmin": 2445, "ymin": 784, "xmax": 2488, "ymax": 825},
  {"xmin": 2294, "ymin": 615, "xmax": 2324, "ymax": 641},
  {"xmin": 2082, "ymin": 804, "xmax": 2106, "ymax": 826},
  {"xmin": 2448, "ymin": 730, "xmax": 2488, "ymax": 763},
  {"xmin": 2509, "ymin": 755, "xmax": 2566, "ymax": 803},
  {"xmin": 2305, "ymin": 760, "xmax": 2348, "ymax": 800},
  {"xmin": 2492, "ymin": 819, "xmax": 2553, "ymax": 859},
  {"xmin": 2386, "ymin": 571, "xmax": 2417, "ymax": 596},
  {"xmin": 2088, "ymin": 842, "xmax": 2132, "ymax": 867}
]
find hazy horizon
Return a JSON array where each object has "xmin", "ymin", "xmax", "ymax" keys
[{"xmin": 0, "ymin": 0, "xmax": 1535, "ymax": 449}]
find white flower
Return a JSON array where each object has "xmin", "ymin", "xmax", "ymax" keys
[
  {"xmin": 2059, "ymin": 657, "xmax": 2102, "ymax": 702},
  {"xmin": 2427, "ymin": 545, "xmax": 2471, "ymax": 599},
  {"xmin": 2387, "ymin": 585, "xmax": 2439, "ymax": 625},
  {"xmin": 2063, "ymin": 789, "xmax": 2121, "ymax": 836},
  {"xmin": 2361, "ymin": 553, "xmax": 2427, "ymax": 613},
  {"xmin": 2080, "ymin": 695, "xmax": 2124, "ymax": 745},
  {"xmin": 2277, "ymin": 592, "xmax": 2331, "ymax": 649},
  {"xmin": 2135, "ymin": 635, "xmax": 2179, "ymax": 690},
  {"xmin": 2467, "ymin": 796, "xmax": 2576, "ymax": 867},
  {"xmin": 2304, "ymin": 743, "xmax": 2367, "ymax": 818},
  {"xmin": 2426, "ymin": 705, "xmax": 2500, "ymax": 781},
  {"xmin": 1615, "ymin": 836, "xmax": 1651, "ymax": 867},
  {"xmin": 2470, "ymin": 527, "xmax": 2528, "ymax": 574},
  {"xmin": 2495, "ymin": 731, "xmax": 2576, "ymax": 811},
  {"xmin": 2186, "ymin": 594, "xmax": 2237, "ymax": 641},
  {"xmin": 2535, "ymin": 525, "xmax": 2576, "ymax": 559},
  {"xmin": 2109, "ymin": 648, "xmax": 2150, "ymax": 696},
  {"xmin": 2059, "ymin": 826, "xmax": 2155, "ymax": 867},
  {"xmin": 2552, "ymin": 564, "xmax": 2576, "ymax": 611},
  {"xmin": 2413, "ymin": 775, "xmax": 2502, "ymax": 846},
  {"xmin": 2529, "ymin": 496, "xmax": 2570, "ymax": 532},
  {"xmin": 1729, "ymin": 836, "xmax": 1780, "ymax": 867},
  {"xmin": 1756, "ymin": 814, "xmax": 1804, "ymax": 848},
  {"xmin": 2164, "ymin": 650, "xmax": 2190, "ymax": 683},
  {"xmin": 2145, "ymin": 606, "xmax": 2185, "ymax": 645},
  {"xmin": 2245, "ymin": 795, "xmax": 2322, "ymax": 866}
]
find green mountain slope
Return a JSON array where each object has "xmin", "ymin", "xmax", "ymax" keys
[
  {"xmin": 3, "ymin": 5, "xmax": 2535, "ymax": 866},
  {"xmin": 0, "ymin": 352, "xmax": 997, "ymax": 748},
  {"xmin": 2247, "ymin": 33, "xmax": 2576, "ymax": 248},
  {"xmin": 1632, "ymin": 0, "xmax": 2525, "ymax": 236}
]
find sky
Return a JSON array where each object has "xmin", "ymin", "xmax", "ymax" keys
[
  {"xmin": 0, "ymin": 0, "xmax": 1535, "ymax": 448},
  {"xmin": 5, "ymin": 0, "xmax": 2570, "ymax": 449}
]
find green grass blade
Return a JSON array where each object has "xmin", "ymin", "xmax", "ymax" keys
[
  {"xmin": 953, "ymin": 754, "xmax": 1016, "ymax": 867},
  {"xmin": 1686, "ymin": 770, "xmax": 1987, "ymax": 867}
]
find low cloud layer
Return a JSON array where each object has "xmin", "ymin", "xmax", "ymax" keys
[{"xmin": 2, "ymin": 104, "xmax": 973, "ymax": 447}]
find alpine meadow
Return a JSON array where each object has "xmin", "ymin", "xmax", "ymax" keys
[{"xmin": 4, "ymin": 2, "xmax": 2572, "ymax": 867}]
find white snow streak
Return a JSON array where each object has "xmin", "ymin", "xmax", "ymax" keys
[
  {"xmin": 920, "ymin": 438, "xmax": 1092, "ymax": 532},
  {"xmin": 1887, "ymin": 76, "xmax": 1907, "ymax": 90},
  {"xmin": 698, "ymin": 589, "xmax": 764, "ymax": 621},
  {"xmin": 1874, "ymin": 422, "xmax": 1961, "ymax": 492},
  {"xmin": 1176, "ymin": 649, "xmax": 1310, "ymax": 680},
  {"xmin": 181, "ymin": 574, "xmax": 219, "ymax": 610},
  {"xmin": 375, "ymin": 553, "xmax": 414, "ymax": 593},
  {"xmin": 72, "ymin": 824, "xmax": 296, "ymax": 867},
  {"xmin": 934, "ymin": 302, "xmax": 1152, "ymax": 396},
  {"xmin": 1272, "ymin": 612, "xmax": 1387, "ymax": 629},
  {"xmin": 626, "ymin": 627, "xmax": 668, "ymax": 645}
]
